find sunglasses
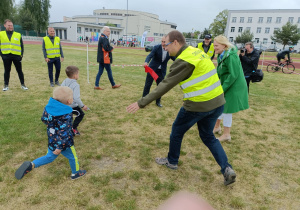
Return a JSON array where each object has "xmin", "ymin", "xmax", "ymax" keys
[{"xmin": 165, "ymin": 42, "xmax": 173, "ymax": 46}]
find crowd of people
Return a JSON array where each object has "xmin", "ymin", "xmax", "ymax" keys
[{"xmin": 1, "ymin": 19, "xmax": 294, "ymax": 188}]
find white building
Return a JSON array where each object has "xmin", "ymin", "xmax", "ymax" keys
[
  {"xmin": 49, "ymin": 9, "xmax": 177, "ymax": 43},
  {"xmin": 225, "ymin": 9, "xmax": 300, "ymax": 51}
]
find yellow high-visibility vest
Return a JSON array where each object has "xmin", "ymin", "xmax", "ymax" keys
[
  {"xmin": 44, "ymin": 36, "xmax": 61, "ymax": 58},
  {"xmin": 198, "ymin": 42, "xmax": 214, "ymax": 58},
  {"xmin": 178, "ymin": 46, "xmax": 223, "ymax": 102},
  {"xmin": 0, "ymin": 31, "xmax": 22, "ymax": 55}
]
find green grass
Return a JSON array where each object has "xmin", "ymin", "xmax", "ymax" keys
[{"xmin": 0, "ymin": 44, "xmax": 300, "ymax": 209}]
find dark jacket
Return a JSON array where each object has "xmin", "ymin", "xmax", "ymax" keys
[
  {"xmin": 145, "ymin": 44, "xmax": 173, "ymax": 77},
  {"xmin": 277, "ymin": 49, "xmax": 291, "ymax": 60},
  {"xmin": 41, "ymin": 97, "xmax": 74, "ymax": 151},
  {"xmin": 97, "ymin": 33, "xmax": 113, "ymax": 64},
  {"xmin": 239, "ymin": 48, "xmax": 260, "ymax": 77}
]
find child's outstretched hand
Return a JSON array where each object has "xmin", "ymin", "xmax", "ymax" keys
[
  {"xmin": 82, "ymin": 105, "xmax": 89, "ymax": 111},
  {"xmin": 53, "ymin": 149, "xmax": 61, "ymax": 155}
]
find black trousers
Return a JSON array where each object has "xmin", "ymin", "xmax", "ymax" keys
[
  {"xmin": 72, "ymin": 106, "xmax": 85, "ymax": 129},
  {"xmin": 47, "ymin": 57, "xmax": 61, "ymax": 83},
  {"xmin": 142, "ymin": 68, "xmax": 164, "ymax": 104},
  {"xmin": 1, "ymin": 55, "xmax": 24, "ymax": 85},
  {"xmin": 245, "ymin": 77, "xmax": 251, "ymax": 93}
]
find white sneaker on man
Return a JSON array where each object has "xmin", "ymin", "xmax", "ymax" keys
[
  {"xmin": 3, "ymin": 85, "xmax": 9, "ymax": 91},
  {"xmin": 21, "ymin": 85, "xmax": 28, "ymax": 90}
]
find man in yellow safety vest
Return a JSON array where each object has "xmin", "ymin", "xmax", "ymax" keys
[
  {"xmin": 0, "ymin": 19, "xmax": 28, "ymax": 91},
  {"xmin": 127, "ymin": 30, "xmax": 236, "ymax": 186},
  {"xmin": 197, "ymin": 34, "xmax": 215, "ymax": 60},
  {"xmin": 42, "ymin": 27, "xmax": 64, "ymax": 87}
]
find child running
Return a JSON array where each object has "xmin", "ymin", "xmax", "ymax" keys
[{"xmin": 15, "ymin": 86, "xmax": 86, "ymax": 180}]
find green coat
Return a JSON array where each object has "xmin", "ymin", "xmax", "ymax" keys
[{"xmin": 217, "ymin": 47, "xmax": 249, "ymax": 113}]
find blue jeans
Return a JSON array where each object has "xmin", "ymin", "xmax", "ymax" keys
[
  {"xmin": 32, "ymin": 146, "xmax": 80, "ymax": 174},
  {"xmin": 47, "ymin": 57, "xmax": 61, "ymax": 83},
  {"xmin": 95, "ymin": 63, "xmax": 115, "ymax": 87},
  {"xmin": 167, "ymin": 105, "xmax": 232, "ymax": 174}
]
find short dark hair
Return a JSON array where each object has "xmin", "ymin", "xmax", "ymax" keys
[
  {"xmin": 4, "ymin": 19, "xmax": 12, "ymax": 24},
  {"xmin": 245, "ymin": 42, "xmax": 254, "ymax": 49},
  {"xmin": 65, "ymin": 66, "xmax": 79, "ymax": 78},
  {"xmin": 167, "ymin": 30, "xmax": 186, "ymax": 45}
]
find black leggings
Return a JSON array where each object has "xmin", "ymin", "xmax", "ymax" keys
[
  {"xmin": 2, "ymin": 55, "xmax": 25, "ymax": 85},
  {"xmin": 72, "ymin": 106, "xmax": 85, "ymax": 129}
]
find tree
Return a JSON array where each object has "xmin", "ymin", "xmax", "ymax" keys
[
  {"xmin": 20, "ymin": 8, "xmax": 36, "ymax": 36},
  {"xmin": 235, "ymin": 29, "xmax": 254, "ymax": 44},
  {"xmin": 209, "ymin": 9, "xmax": 228, "ymax": 38},
  {"xmin": 0, "ymin": 0, "xmax": 14, "ymax": 29},
  {"xmin": 271, "ymin": 22, "xmax": 300, "ymax": 49},
  {"xmin": 23, "ymin": 0, "xmax": 51, "ymax": 36}
]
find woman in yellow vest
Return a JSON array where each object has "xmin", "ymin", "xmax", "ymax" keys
[{"xmin": 213, "ymin": 35, "xmax": 249, "ymax": 141}]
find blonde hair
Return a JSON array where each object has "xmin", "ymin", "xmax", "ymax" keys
[
  {"xmin": 53, "ymin": 86, "xmax": 73, "ymax": 104},
  {"xmin": 214, "ymin": 35, "xmax": 234, "ymax": 51}
]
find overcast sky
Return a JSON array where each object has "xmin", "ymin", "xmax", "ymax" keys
[{"xmin": 16, "ymin": 0, "xmax": 300, "ymax": 32}]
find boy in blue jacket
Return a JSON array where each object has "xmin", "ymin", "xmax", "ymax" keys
[{"xmin": 15, "ymin": 86, "xmax": 86, "ymax": 180}]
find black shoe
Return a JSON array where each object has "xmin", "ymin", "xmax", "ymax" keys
[
  {"xmin": 156, "ymin": 102, "xmax": 163, "ymax": 108},
  {"xmin": 15, "ymin": 161, "xmax": 33, "ymax": 180}
]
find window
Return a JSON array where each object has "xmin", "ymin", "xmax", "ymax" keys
[
  {"xmin": 274, "ymin": 27, "xmax": 279, "ymax": 32},
  {"xmin": 246, "ymin": 27, "xmax": 251, "ymax": 31},
  {"xmin": 77, "ymin": 27, "xmax": 81, "ymax": 33},
  {"xmin": 111, "ymin": 13, "xmax": 122, "ymax": 16},
  {"xmin": 154, "ymin": 33, "xmax": 159, "ymax": 36},
  {"xmin": 298, "ymin": 17, "xmax": 300, "ymax": 23},
  {"xmin": 267, "ymin": 17, "xmax": 272, "ymax": 23},
  {"xmin": 171, "ymin": 25, "xmax": 176, "ymax": 29},
  {"xmin": 258, "ymin": 17, "xmax": 263, "ymax": 23},
  {"xmin": 231, "ymin": 27, "xmax": 235, "ymax": 32},
  {"xmin": 89, "ymin": 28, "xmax": 92, "ymax": 32},
  {"xmin": 248, "ymin": 17, "xmax": 252, "ymax": 23},
  {"xmin": 232, "ymin": 17, "xmax": 237, "ymax": 23},
  {"xmin": 99, "ymin": 13, "xmax": 109, "ymax": 15},
  {"xmin": 298, "ymin": 28, "xmax": 300, "ymax": 33},
  {"xmin": 256, "ymin": 27, "xmax": 261, "ymax": 33},
  {"xmin": 240, "ymin": 17, "xmax": 244, "ymax": 23},
  {"xmin": 288, "ymin": 17, "xmax": 294, "ymax": 23},
  {"xmin": 265, "ymin": 27, "xmax": 270, "ymax": 33},
  {"xmin": 160, "ymin": 33, "xmax": 164, "ymax": 36},
  {"xmin": 229, "ymin": 37, "xmax": 234, "ymax": 42},
  {"xmin": 263, "ymin": 38, "xmax": 268, "ymax": 44},
  {"xmin": 94, "ymin": 29, "xmax": 97, "ymax": 32},
  {"xmin": 238, "ymin": 27, "xmax": 243, "ymax": 32},
  {"xmin": 114, "ymin": 31, "xmax": 116, "ymax": 34},
  {"xmin": 85, "ymin": 28, "xmax": 88, "ymax": 32},
  {"xmin": 255, "ymin": 38, "xmax": 259, "ymax": 43},
  {"xmin": 98, "ymin": 29, "xmax": 100, "ymax": 33},
  {"xmin": 276, "ymin": 17, "xmax": 281, "ymax": 23},
  {"xmin": 144, "ymin": 26, "xmax": 151, "ymax": 32}
]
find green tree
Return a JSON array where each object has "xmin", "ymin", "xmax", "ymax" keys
[
  {"xmin": 0, "ymin": 0, "xmax": 14, "ymax": 29},
  {"xmin": 105, "ymin": 21, "xmax": 117, "ymax": 27},
  {"xmin": 20, "ymin": 8, "xmax": 36, "ymax": 35},
  {"xmin": 23, "ymin": 0, "xmax": 51, "ymax": 36},
  {"xmin": 271, "ymin": 22, "xmax": 300, "ymax": 49},
  {"xmin": 235, "ymin": 29, "xmax": 254, "ymax": 44},
  {"xmin": 209, "ymin": 9, "xmax": 228, "ymax": 37},
  {"xmin": 199, "ymin": 28, "xmax": 211, "ymax": 39}
]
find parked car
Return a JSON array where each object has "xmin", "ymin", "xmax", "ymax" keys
[{"xmin": 145, "ymin": 42, "xmax": 160, "ymax": 52}]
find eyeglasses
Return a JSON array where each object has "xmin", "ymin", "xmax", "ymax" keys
[{"xmin": 165, "ymin": 42, "xmax": 173, "ymax": 46}]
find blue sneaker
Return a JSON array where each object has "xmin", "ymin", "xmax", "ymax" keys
[
  {"xmin": 15, "ymin": 161, "xmax": 33, "ymax": 180},
  {"xmin": 71, "ymin": 170, "xmax": 86, "ymax": 180}
]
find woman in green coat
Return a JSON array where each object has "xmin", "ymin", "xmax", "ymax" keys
[{"xmin": 213, "ymin": 35, "xmax": 249, "ymax": 141}]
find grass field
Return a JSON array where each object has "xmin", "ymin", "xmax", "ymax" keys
[{"xmin": 0, "ymin": 44, "xmax": 299, "ymax": 210}]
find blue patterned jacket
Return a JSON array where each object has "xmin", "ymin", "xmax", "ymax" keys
[{"xmin": 41, "ymin": 97, "xmax": 73, "ymax": 151}]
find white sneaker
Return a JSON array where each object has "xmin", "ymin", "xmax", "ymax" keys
[
  {"xmin": 21, "ymin": 85, "xmax": 28, "ymax": 90},
  {"xmin": 3, "ymin": 85, "xmax": 9, "ymax": 91}
]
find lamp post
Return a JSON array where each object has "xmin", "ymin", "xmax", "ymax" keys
[{"xmin": 126, "ymin": 0, "xmax": 128, "ymax": 44}]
